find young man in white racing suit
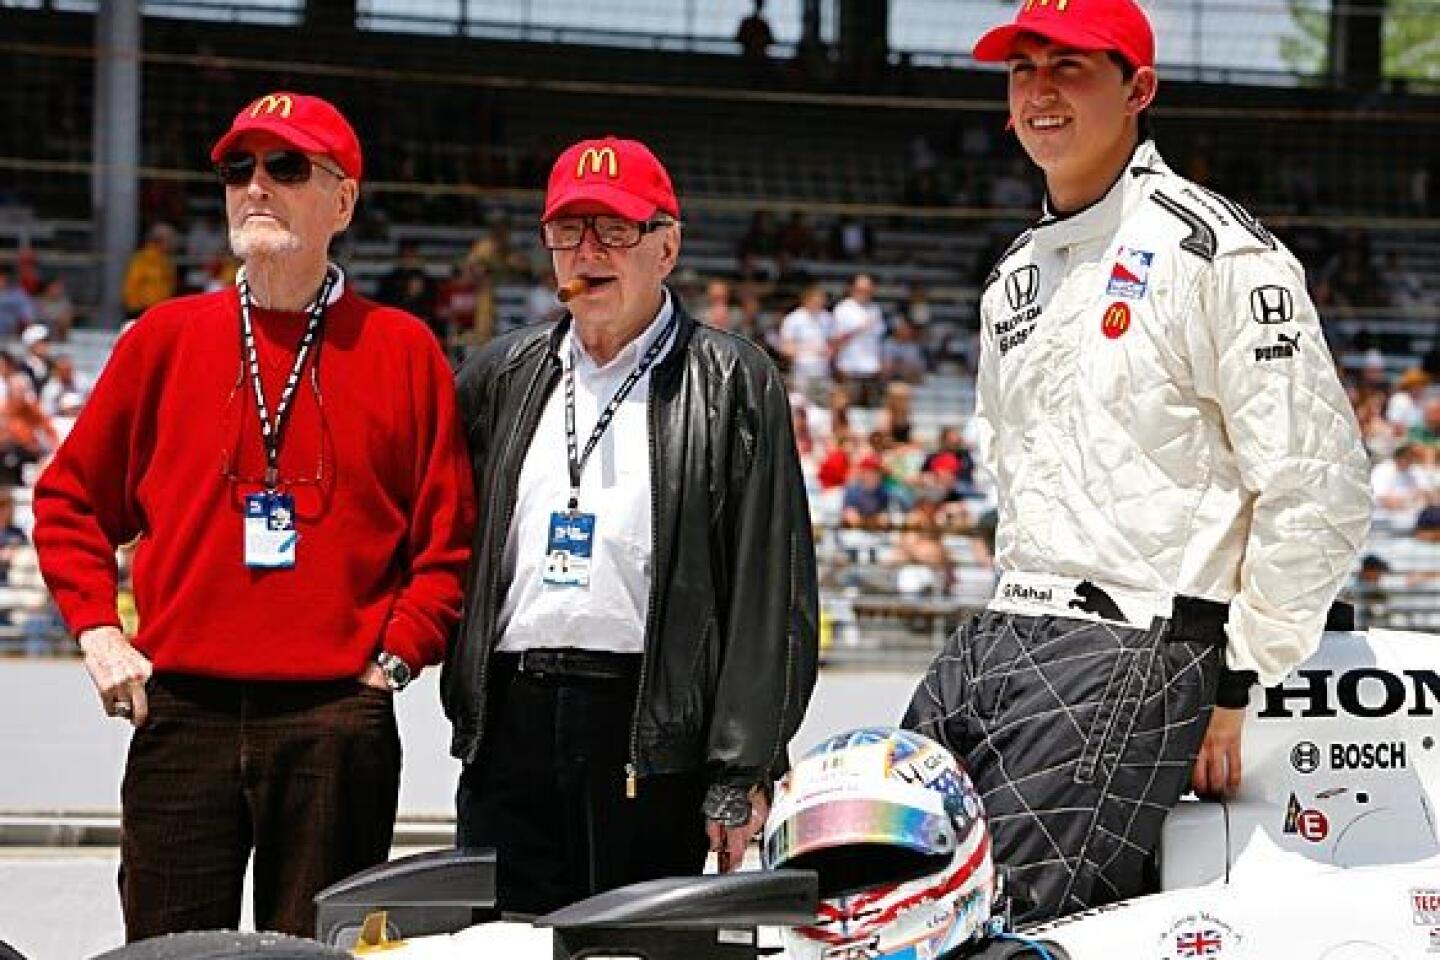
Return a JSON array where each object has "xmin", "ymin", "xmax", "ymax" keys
[{"xmin": 904, "ymin": 0, "xmax": 1372, "ymax": 923}]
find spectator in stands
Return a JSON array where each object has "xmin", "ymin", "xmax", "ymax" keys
[
  {"xmin": 830, "ymin": 215, "xmax": 874, "ymax": 261},
  {"xmin": 0, "ymin": 487, "xmax": 27, "ymax": 585},
  {"xmin": 1355, "ymin": 390, "xmax": 1401, "ymax": 459},
  {"xmin": 1410, "ymin": 396, "xmax": 1440, "ymax": 450},
  {"xmin": 467, "ymin": 218, "xmax": 532, "ymax": 283},
  {"xmin": 882, "ymin": 316, "xmax": 928, "ymax": 384},
  {"xmin": 876, "ymin": 381, "xmax": 916, "ymax": 446},
  {"xmin": 378, "ymin": 240, "xmax": 441, "ymax": 340},
  {"xmin": 1372, "ymin": 442, "xmax": 1435, "ymax": 517},
  {"xmin": 450, "ymin": 136, "xmax": 817, "ymax": 915},
  {"xmin": 34, "ymin": 277, "xmax": 75, "ymax": 341},
  {"xmin": 922, "ymin": 425, "xmax": 977, "ymax": 491},
  {"xmin": 121, "ymin": 223, "xmax": 178, "ymax": 320},
  {"xmin": 437, "ymin": 261, "xmax": 479, "ymax": 346},
  {"xmin": 842, "ymin": 452, "xmax": 892, "ymax": 529},
  {"xmin": 0, "ymin": 267, "xmax": 35, "ymax": 340},
  {"xmin": 905, "ymin": 0, "xmax": 1371, "ymax": 924},
  {"xmin": 1418, "ymin": 506, "xmax": 1440, "ymax": 546},
  {"xmin": 735, "ymin": 0, "xmax": 775, "ymax": 62},
  {"xmin": 817, "ymin": 426, "xmax": 857, "ymax": 490},
  {"xmin": 1385, "ymin": 368, "xmax": 1430, "ymax": 432},
  {"xmin": 16, "ymin": 248, "xmax": 41, "ymax": 297},
  {"xmin": 791, "ymin": 393, "xmax": 817, "ymax": 460},
  {"xmin": 830, "ymin": 273, "xmax": 886, "ymax": 406},
  {"xmin": 33, "ymin": 91, "xmax": 474, "ymax": 942},
  {"xmin": 39, "ymin": 354, "xmax": 88, "ymax": 418},
  {"xmin": 886, "ymin": 471, "xmax": 966, "ymax": 596},
  {"xmin": 1353, "ymin": 553, "xmax": 1391, "ymax": 626},
  {"xmin": 735, "ymin": 285, "xmax": 774, "ymax": 350},
  {"xmin": 702, "ymin": 278, "xmax": 743, "ymax": 330},
  {"xmin": 821, "ymin": 381, "xmax": 852, "ymax": 441},
  {"xmin": 779, "ymin": 284, "xmax": 833, "ymax": 402},
  {"xmin": 901, "ymin": 283, "xmax": 932, "ymax": 328},
  {"xmin": 0, "ymin": 375, "xmax": 57, "ymax": 486},
  {"xmin": 18, "ymin": 324, "xmax": 51, "ymax": 392}
]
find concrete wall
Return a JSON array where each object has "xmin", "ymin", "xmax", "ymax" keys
[
  {"xmin": 0, "ymin": 659, "xmax": 923, "ymax": 815},
  {"xmin": 0, "ymin": 660, "xmax": 924, "ymax": 958}
]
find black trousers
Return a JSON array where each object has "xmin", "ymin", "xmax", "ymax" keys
[
  {"xmin": 904, "ymin": 611, "xmax": 1220, "ymax": 924},
  {"xmin": 456, "ymin": 657, "xmax": 709, "ymax": 917},
  {"xmin": 119, "ymin": 674, "xmax": 401, "ymax": 941}
]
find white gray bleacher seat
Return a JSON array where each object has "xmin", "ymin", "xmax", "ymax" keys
[{"xmin": 62, "ymin": 329, "xmax": 121, "ymax": 384}]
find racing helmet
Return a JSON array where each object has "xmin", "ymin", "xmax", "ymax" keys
[{"xmin": 763, "ymin": 727, "xmax": 995, "ymax": 960}]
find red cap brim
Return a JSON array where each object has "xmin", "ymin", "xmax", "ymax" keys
[
  {"xmin": 543, "ymin": 182, "xmax": 660, "ymax": 222},
  {"xmin": 209, "ymin": 119, "xmax": 332, "ymax": 165},
  {"xmin": 973, "ymin": 21, "xmax": 1130, "ymax": 63}
]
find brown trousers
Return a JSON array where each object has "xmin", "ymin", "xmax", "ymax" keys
[{"xmin": 119, "ymin": 673, "xmax": 401, "ymax": 941}]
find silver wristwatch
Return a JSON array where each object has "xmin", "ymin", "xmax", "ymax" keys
[{"xmin": 375, "ymin": 651, "xmax": 413, "ymax": 691}]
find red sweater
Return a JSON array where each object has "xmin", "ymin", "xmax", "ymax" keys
[{"xmin": 34, "ymin": 282, "xmax": 476, "ymax": 680}]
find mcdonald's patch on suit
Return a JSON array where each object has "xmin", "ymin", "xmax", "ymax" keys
[{"xmin": 1101, "ymin": 302, "xmax": 1131, "ymax": 340}]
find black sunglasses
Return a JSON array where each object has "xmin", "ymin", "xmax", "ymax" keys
[{"xmin": 215, "ymin": 149, "xmax": 345, "ymax": 187}]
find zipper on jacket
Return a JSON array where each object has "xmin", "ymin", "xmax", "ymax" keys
[
  {"xmin": 625, "ymin": 363, "xmax": 666, "ymax": 798},
  {"xmin": 473, "ymin": 352, "xmax": 558, "ymax": 749}
]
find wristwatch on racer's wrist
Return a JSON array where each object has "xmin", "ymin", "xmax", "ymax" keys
[{"xmin": 375, "ymin": 651, "xmax": 413, "ymax": 691}]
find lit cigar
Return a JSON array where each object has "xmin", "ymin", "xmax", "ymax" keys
[{"xmin": 558, "ymin": 277, "xmax": 590, "ymax": 303}]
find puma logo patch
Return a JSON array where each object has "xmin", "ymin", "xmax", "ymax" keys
[{"xmin": 1068, "ymin": 581, "xmax": 1127, "ymax": 623}]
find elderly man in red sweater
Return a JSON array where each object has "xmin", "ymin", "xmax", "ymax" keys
[{"xmin": 33, "ymin": 92, "xmax": 475, "ymax": 941}]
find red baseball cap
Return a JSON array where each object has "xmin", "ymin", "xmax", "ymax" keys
[
  {"xmin": 856, "ymin": 452, "xmax": 885, "ymax": 472},
  {"xmin": 543, "ymin": 136, "xmax": 680, "ymax": 222},
  {"xmin": 929, "ymin": 451, "xmax": 962, "ymax": 476},
  {"xmin": 210, "ymin": 92, "xmax": 363, "ymax": 181},
  {"xmin": 973, "ymin": 0, "xmax": 1155, "ymax": 70}
]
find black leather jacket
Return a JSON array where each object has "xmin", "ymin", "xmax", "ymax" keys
[{"xmin": 444, "ymin": 299, "xmax": 819, "ymax": 812}]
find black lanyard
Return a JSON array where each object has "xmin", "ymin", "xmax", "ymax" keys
[
  {"xmin": 563, "ymin": 314, "xmax": 677, "ymax": 512},
  {"xmin": 238, "ymin": 269, "xmax": 335, "ymax": 490}
]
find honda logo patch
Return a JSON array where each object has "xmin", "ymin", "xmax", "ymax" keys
[
  {"xmin": 1250, "ymin": 285, "xmax": 1294, "ymax": 324},
  {"xmin": 1005, "ymin": 265, "xmax": 1040, "ymax": 312}
]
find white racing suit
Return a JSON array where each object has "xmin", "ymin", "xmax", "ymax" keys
[{"xmin": 906, "ymin": 141, "xmax": 1371, "ymax": 922}]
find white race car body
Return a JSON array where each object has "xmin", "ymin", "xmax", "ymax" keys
[{"xmin": 340, "ymin": 628, "xmax": 1440, "ymax": 960}]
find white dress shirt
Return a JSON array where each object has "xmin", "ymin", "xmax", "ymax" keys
[
  {"xmin": 497, "ymin": 292, "xmax": 676, "ymax": 654},
  {"xmin": 831, "ymin": 296, "xmax": 885, "ymax": 377}
]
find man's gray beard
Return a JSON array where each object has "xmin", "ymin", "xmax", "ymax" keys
[{"xmin": 230, "ymin": 224, "xmax": 302, "ymax": 261}]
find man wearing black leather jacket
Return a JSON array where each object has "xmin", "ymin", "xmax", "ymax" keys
[{"xmin": 446, "ymin": 136, "xmax": 819, "ymax": 915}]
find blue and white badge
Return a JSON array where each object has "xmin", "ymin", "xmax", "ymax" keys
[
  {"xmin": 544, "ymin": 510, "xmax": 595, "ymax": 588},
  {"xmin": 244, "ymin": 491, "xmax": 297, "ymax": 569},
  {"xmin": 1106, "ymin": 246, "xmax": 1155, "ymax": 299}
]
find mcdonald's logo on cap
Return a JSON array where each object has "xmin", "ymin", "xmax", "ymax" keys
[
  {"xmin": 576, "ymin": 147, "xmax": 619, "ymax": 180},
  {"xmin": 1102, "ymin": 302, "xmax": 1131, "ymax": 339},
  {"xmin": 248, "ymin": 94, "xmax": 294, "ymax": 119},
  {"xmin": 1023, "ymin": 0, "xmax": 1070, "ymax": 11}
]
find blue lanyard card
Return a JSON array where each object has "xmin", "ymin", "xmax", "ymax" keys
[
  {"xmin": 244, "ymin": 491, "xmax": 298, "ymax": 569},
  {"xmin": 544, "ymin": 510, "xmax": 595, "ymax": 588}
]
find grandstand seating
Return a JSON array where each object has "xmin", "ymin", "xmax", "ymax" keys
[{"xmin": 0, "ymin": 5, "xmax": 1436, "ymax": 663}]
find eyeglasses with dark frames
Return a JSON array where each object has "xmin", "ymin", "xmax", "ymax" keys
[
  {"xmin": 215, "ymin": 149, "xmax": 346, "ymax": 187},
  {"xmin": 540, "ymin": 215, "xmax": 677, "ymax": 251}
]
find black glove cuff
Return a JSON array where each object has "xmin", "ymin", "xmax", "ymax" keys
[
  {"xmin": 703, "ymin": 782, "xmax": 752, "ymax": 827},
  {"xmin": 1216, "ymin": 668, "xmax": 1258, "ymax": 709}
]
